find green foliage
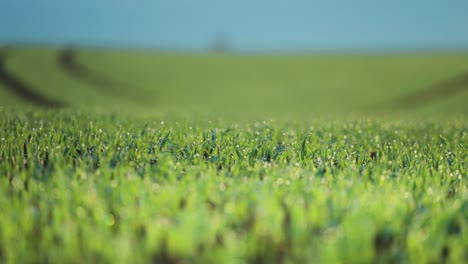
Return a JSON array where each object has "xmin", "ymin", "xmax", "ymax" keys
[
  {"xmin": 0, "ymin": 48, "xmax": 467, "ymax": 262},
  {"xmin": 0, "ymin": 109, "xmax": 466, "ymax": 263}
]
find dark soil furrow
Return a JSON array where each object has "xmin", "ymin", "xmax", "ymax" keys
[
  {"xmin": 57, "ymin": 49, "xmax": 145, "ymax": 100},
  {"xmin": 0, "ymin": 50, "xmax": 66, "ymax": 108},
  {"xmin": 392, "ymin": 70, "xmax": 468, "ymax": 108}
]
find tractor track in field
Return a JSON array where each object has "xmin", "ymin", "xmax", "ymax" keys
[
  {"xmin": 0, "ymin": 49, "xmax": 66, "ymax": 108},
  {"xmin": 57, "ymin": 49, "xmax": 149, "ymax": 102},
  {"xmin": 390, "ymin": 70, "xmax": 468, "ymax": 109}
]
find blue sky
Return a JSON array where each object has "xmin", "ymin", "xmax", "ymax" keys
[{"xmin": 1, "ymin": 0, "xmax": 468, "ymax": 51}]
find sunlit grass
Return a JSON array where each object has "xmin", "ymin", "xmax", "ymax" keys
[
  {"xmin": 0, "ymin": 109, "xmax": 466, "ymax": 263},
  {"xmin": 0, "ymin": 47, "xmax": 467, "ymax": 263}
]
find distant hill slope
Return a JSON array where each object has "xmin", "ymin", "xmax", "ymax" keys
[{"xmin": 1, "ymin": 47, "xmax": 467, "ymax": 116}]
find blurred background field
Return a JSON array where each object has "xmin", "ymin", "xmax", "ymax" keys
[{"xmin": 1, "ymin": 47, "xmax": 467, "ymax": 118}]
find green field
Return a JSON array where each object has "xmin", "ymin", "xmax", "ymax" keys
[{"xmin": 0, "ymin": 47, "xmax": 467, "ymax": 263}]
